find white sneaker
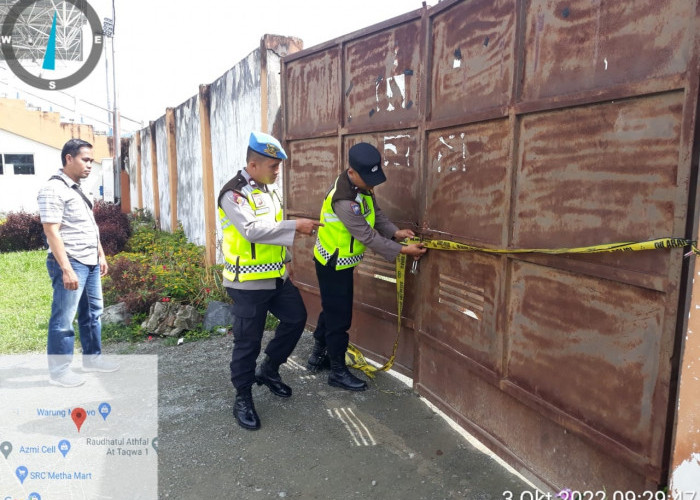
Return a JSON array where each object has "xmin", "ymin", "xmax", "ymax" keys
[
  {"xmin": 82, "ymin": 355, "xmax": 119, "ymax": 373},
  {"xmin": 49, "ymin": 371, "xmax": 86, "ymax": 388}
]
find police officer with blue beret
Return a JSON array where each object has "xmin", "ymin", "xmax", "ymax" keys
[
  {"xmin": 308, "ymin": 142, "xmax": 426, "ymax": 390},
  {"xmin": 218, "ymin": 131, "xmax": 322, "ymax": 430}
]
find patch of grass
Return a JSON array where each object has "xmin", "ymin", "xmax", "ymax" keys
[
  {"xmin": 266, "ymin": 314, "xmax": 280, "ymax": 331},
  {"xmin": 0, "ymin": 249, "xmax": 52, "ymax": 353},
  {"xmin": 101, "ymin": 313, "xmax": 148, "ymax": 343}
]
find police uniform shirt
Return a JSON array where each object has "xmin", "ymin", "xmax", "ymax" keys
[
  {"xmin": 332, "ymin": 173, "xmax": 403, "ymax": 262},
  {"xmin": 220, "ymin": 169, "xmax": 296, "ymax": 290}
]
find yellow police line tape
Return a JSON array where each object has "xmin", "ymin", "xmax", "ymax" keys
[{"xmin": 346, "ymin": 236, "xmax": 698, "ymax": 378}]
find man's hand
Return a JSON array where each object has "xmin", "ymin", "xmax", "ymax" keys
[
  {"xmin": 99, "ymin": 256, "xmax": 109, "ymax": 277},
  {"xmin": 400, "ymin": 243, "xmax": 427, "ymax": 260},
  {"xmin": 62, "ymin": 267, "xmax": 79, "ymax": 290},
  {"xmin": 295, "ymin": 218, "xmax": 324, "ymax": 236},
  {"xmin": 394, "ymin": 229, "xmax": 416, "ymax": 240}
]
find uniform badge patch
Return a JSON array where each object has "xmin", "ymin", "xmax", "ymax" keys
[
  {"xmin": 350, "ymin": 202, "xmax": 361, "ymax": 215},
  {"xmin": 252, "ymin": 193, "xmax": 265, "ymax": 207},
  {"xmin": 264, "ymin": 143, "xmax": 280, "ymax": 158},
  {"xmin": 232, "ymin": 193, "xmax": 245, "ymax": 206}
]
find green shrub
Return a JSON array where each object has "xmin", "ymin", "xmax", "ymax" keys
[{"xmin": 103, "ymin": 223, "xmax": 228, "ymax": 314}]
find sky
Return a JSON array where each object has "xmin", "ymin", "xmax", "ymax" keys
[{"xmin": 11, "ymin": 0, "xmax": 436, "ymax": 132}]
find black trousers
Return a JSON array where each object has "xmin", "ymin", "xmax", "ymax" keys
[
  {"xmin": 313, "ymin": 258, "xmax": 354, "ymax": 360},
  {"xmin": 226, "ymin": 278, "xmax": 307, "ymax": 391}
]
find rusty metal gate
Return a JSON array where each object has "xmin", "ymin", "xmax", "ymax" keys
[{"xmin": 282, "ymin": 0, "xmax": 700, "ymax": 491}]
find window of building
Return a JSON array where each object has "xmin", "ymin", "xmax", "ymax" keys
[
  {"xmin": 3, "ymin": 154, "xmax": 35, "ymax": 175},
  {"xmin": 0, "ymin": 154, "xmax": 3, "ymax": 175}
]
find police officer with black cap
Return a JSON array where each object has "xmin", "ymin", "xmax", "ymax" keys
[
  {"xmin": 308, "ymin": 142, "xmax": 426, "ymax": 390},
  {"xmin": 218, "ymin": 131, "xmax": 322, "ymax": 430}
]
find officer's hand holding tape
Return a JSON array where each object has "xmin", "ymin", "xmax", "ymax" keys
[
  {"xmin": 296, "ymin": 218, "xmax": 324, "ymax": 236},
  {"xmin": 395, "ymin": 229, "xmax": 427, "ymax": 260}
]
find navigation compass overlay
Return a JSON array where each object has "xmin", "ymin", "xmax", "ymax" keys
[{"xmin": 1, "ymin": 0, "xmax": 104, "ymax": 90}]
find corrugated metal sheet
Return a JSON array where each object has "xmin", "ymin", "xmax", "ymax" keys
[{"xmin": 282, "ymin": 0, "xmax": 700, "ymax": 491}]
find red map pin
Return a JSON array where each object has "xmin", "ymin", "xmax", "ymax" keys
[{"xmin": 71, "ymin": 407, "xmax": 87, "ymax": 432}]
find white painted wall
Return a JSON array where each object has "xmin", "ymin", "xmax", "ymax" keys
[
  {"xmin": 0, "ymin": 129, "xmax": 103, "ymax": 214},
  {"xmin": 210, "ymin": 50, "xmax": 262, "ymax": 263}
]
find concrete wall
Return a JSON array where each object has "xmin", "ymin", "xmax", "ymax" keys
[
  {"xmin": 125, "ymin": 34, "xmax": 302, "ymax": 262},
  {"xmin": 127, "ymin": 135, "xmax": 139, "ymax": 212},
  {"xmin": 140, "ymin": 127, "xmax": 155, "ymax": 219},
  {"xmin": 210, "ymin": 51, "xmax": 262, "ymax": 259},
  {"xmin": 154, "ymin": 116, "xmax": 171, "ymax": 232},
  {"xmin": 670, "ymin": 264, "xmax": 700, "ymax": 493},
  {"xmin": 174, "ymin": 95, "xmax": 205, "ymax": 246}
]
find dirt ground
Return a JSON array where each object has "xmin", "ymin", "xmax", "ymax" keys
[{"xmin": 105, "ymin": 330, "xmax": 537, "ymax": 500}]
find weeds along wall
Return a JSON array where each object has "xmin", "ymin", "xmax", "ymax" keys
[{"xmin": 124, "ymin": 35, "xmax": 303, "ymax": 265}]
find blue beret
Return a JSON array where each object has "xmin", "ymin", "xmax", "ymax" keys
[
  {"xmin": 249, "ymin": 131, "xmax": 287, "ymax": 160},
  {"xmin": 349, "ymin": 142, "xmax": 386, "ymax": 186}
]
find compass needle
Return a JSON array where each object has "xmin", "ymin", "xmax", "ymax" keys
[{"xmin": 41, "ymin": 10, "xmax": 57, "ymax": 70}]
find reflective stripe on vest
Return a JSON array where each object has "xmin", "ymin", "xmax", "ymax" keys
[
  {"xmin": 313, "ymin": 178, "xmax": 375, "ymax": 270},
  {"xmin": 219, "ymin": 187, "xmax": 286, "ymax": 282}
]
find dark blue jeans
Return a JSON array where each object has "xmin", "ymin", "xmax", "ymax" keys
[{"xmin": 46, "ymin": 254, "xmax": 103, "ymax": 377}]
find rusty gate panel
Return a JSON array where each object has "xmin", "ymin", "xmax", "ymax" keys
[
  {"xmin": 346, "ymin": 131, "xmax": 421, "ymax": 226},
  {"xmin": 282, "ymin": 0, "xmax": 700, "ymax": 492},
  {"xmin": 284, "ymin": 50, "xmax": 341, "ymax": 138},
  {"xmin": 343, "ymin": 132, "xmax": 421, "ymax": 370},
  {"xmin": 285, "ymin": 137, "xmax": 338, "ymax": 294},
  {"xmin": 418, "ymin": 339, "xmax": 653, "ymax": 490},
  {"xmin": 287, "ymin": 215, "xmax": 320, "ymax": 290},
  {"xmin": 344, "ymin": 18, "xmax": 422, "ymax": 132},
  {"xmin": 521, "ymin": 0, "xmax": 695, "ymax": 102},
  {"xmin": 425, "ymin": 120, "xmax": 511, "ymax": 245},
  {"xmin": 354, "ymin": 250, "xmax": 420, "ymax": 374},
  {"xmin": 506, "ymin": 260, "xmax": 666, "ymax": 460},
  {"xmin": 513, "ymin": 93, "xmax": 684, "ymax": 288},
  {"xmin": 286, "ymin": 137, "xmax": 338, "ymax": 216},
  {"xmin": 422, "ymin": 251, "xmax": 505, "ymax": 376},
  {"xmin": 430, "ymin": 0, "xmax": 516, "ymax": 123}
]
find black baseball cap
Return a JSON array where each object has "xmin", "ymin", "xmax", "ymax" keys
[{"xmin": 348, "ymin": 142, "xmax": 386, "ymax": 186}]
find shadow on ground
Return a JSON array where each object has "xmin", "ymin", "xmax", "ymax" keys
[{"xmin": 107, "ymin": 330, "xmax": 535, "ymax": 500}]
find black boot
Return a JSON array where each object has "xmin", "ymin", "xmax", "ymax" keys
[
  {"xmin": 233, "ymin": 387, "xmax": 260, "ymax": 430},
  {"xmin": 328, "ymin": 357, "xmax": 367, "ymax": 392},
  {"xmin": 255, "ymin": 356, "xmax": 292, "ymax": 398},
  {"xmin": 307, "ymin": 340, "xmax": 330, "ymax": 372}
]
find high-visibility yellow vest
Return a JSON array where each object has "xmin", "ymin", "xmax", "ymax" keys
[
  {"xmin": 219, "ymin": 181, "xmax": 286, "ymax": 282},
  {"xmin": 314, "ymin": 176, "xmax": 375, "ymax": 270}
]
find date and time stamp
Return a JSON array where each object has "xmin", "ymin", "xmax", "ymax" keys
[{"xmin": 502, "ymin": 490, "xmax": 697, "ymax": 500}]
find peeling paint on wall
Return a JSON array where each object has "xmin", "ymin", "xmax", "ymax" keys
[
  {"xmin": 128, "ymin": 138, "xmax": 138, "ymax": 209},
  {"xmin": 140, "ymin": 128, "xmax": 154, "ymax": 216},
  {"xmin": 154, "ymin": 116, "xmax": 170, "ymax": 232},
  {"xmin": 174, "ymin": 96, "xmax": 205, "ymax": 246},
  {"xmin": 210, "ymin": 51, "xmax": 261, "ymax": 263},
  {"xmin": 382, "ymin": 134, "xmax": 412, "ymax": 168},
  {"xmin": 670, "ymin": 452, "xmax": 700, "ymax": 497}
]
